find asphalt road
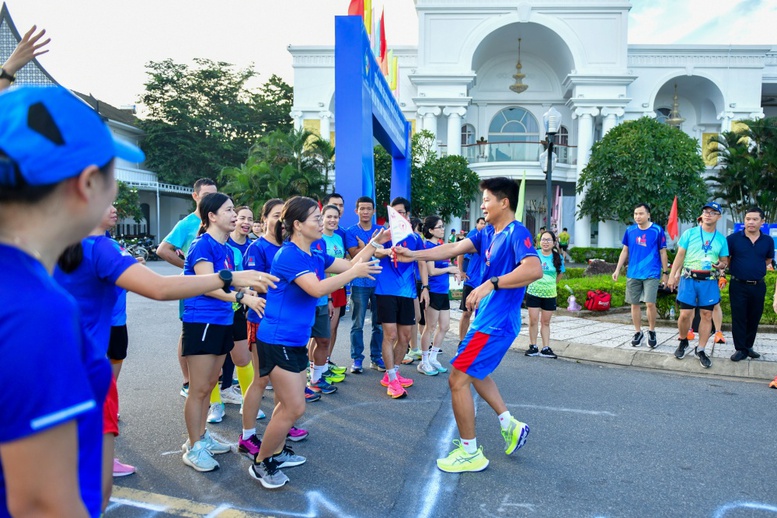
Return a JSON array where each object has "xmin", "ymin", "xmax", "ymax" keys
[{"xmin": 108, "ymin": 261, "xmax": 777, "ymax": 518}]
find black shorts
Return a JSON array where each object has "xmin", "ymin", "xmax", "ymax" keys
[
  {"xmin": 560, "ymin": 244, "xmax": 568, "ymax": 251},
  {"xmin": 525, "ymin": 293, "xmax": 557, "ymax": 311},
  {"xmin": 107, "ymin": 325, "xmax": 129, "ymax": 361},
  {"xmin": 377, "ymin": 295, "xmax": 416, "ymax": 326},
  {"xmin": 257, "ymin": 340, "xmax": 309, "ymax": 376},
  {"xmin": 428, "ymin": 291, "xmax": 450, "ymax": 311},
  {"xmin": 232, "ymin": 308, "xmax": 247, "ymax": 341},
  {"xmin": 460, "ymin": 284, "xmax": 475, "ymax": 312},
  {"xmin": 310, "ymin": 304, "xmax": 331, "ymax": 338},
  {"xmin": 182, "ymin": 322, "xmax": 234, "ymax": 356}
]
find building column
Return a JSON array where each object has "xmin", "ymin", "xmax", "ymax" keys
[
  {"xmin": 417, "ymin": 106, "xmax": 441, "ymax": 138},
  {"xmin": 572, "ymin": 107, "xmax": 599, "ymax": 248},
  {"xmin": 443, "ymin": 106, "xmax": 467, "ymax": 156},
  {"xmin": 318, "ymin": 110, "xmax": 333, "ymax": 141},
  {"xmin": 291, "ymin": 110, "xmax": 304, "ymax": 131},
  {"xmin": 598, "ymin": 107, "xmax": 625, "ymax": 247}
]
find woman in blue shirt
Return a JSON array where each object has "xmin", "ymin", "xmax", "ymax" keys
[{"xmin": 250, "ymin": 196, "xmax": 385, "ymax": 489}]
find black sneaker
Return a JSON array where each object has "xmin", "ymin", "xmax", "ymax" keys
[
  {"xmin": 631, "ymin": 331, "xmax": 644, "ymax": 347},
  {"xmin": 730, "ymin": 350, "xmax": 748, "ymax": 362},
  {"xmin": 675, "ymin": 338, "xmax": 689, "ymax": 359},
  {"xmin": 695, "ymin": 347, "xmax": 712, "ymax": 368},
  {"xmin": 525, "ymin": 344, "xmax": 540, "ymax": 357},
  {"xmin": 747, "ymin": 348, "xmax": 761, "ymax": 359},
  {"xmin": 539, "ymin": 346, "xmax": 557, "ymax": 359},
  {"xmin": 647, "ymin": 330, "xmax": 657, "ymax": 348}
]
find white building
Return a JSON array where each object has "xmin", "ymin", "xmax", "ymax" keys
[
  {"xmin": 1, "ymin": 2, "xmax": 194, "ymax": 242},
  {"xmin": 289, "ymin": 0, "xmax": 777, "ymax": 246}
]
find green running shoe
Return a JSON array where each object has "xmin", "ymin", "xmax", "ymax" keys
[
  {"xmin": 502, "ymin": 418, "xmax": 530, "ymax": 455},
  {"xmin": 436, "ymin": 440, "xmax": 489, "ymax": 473}
]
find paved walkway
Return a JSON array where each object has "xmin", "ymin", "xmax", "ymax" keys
[{"xmin": 448, "ymin": 307, "xmax": 777, "ymax": 381}]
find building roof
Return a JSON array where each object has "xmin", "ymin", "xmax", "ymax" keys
[
  {"xmin": 0, "ymin": 2, "xmax": 58, "ymax": 86},
  {"xmin": 73, "ymin": 91, "xmax": 140, "ymax": 127}
]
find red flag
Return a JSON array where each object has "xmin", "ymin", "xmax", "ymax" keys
[
  {"xmin": 379, "ymin": 8, "xmax": 387, "ymax": 63},
  {"xmin": 667, "ymin": 196, "xmax": 679, "ymax": 240},
  {"xmin": 347, "ymin": 0, "xmax": 363, "ymax": 16}
]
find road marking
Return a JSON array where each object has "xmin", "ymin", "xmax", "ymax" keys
[
  {"xmin": 507, "ymin": 403, "xmax": 617, "ymax": 417},
  {"xmin": 111, "ymin": 487, "xmax": 255, "ymax": 517},
  {"xmin": 713, "ymin": 501, "xmax": 777, "ymax": 517}
]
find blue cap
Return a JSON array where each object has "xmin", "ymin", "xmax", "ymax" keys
[
  {"xmin": 0, "ymin": 86, "xmax": 145, "ymax": 187},
  {"xmin": 702, "ymin": 201, "xmax": 722, "ymax": 213}
]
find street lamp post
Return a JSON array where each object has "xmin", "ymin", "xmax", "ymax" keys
[{"xmin": 541, "ymin": 107, "xmax": 562, "ymax": 229}]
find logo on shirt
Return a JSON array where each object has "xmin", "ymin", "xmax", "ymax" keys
[
  {"xmin": 247, "ymin": 257, "xmax": 255, "ymax": 267},
  {"xmin": 524, "ymin": 237, "xmax": 532, "ymax": 248},
  {"xmin": 636, "ymin": 234, "xmax": 647, "ymax": 247}
]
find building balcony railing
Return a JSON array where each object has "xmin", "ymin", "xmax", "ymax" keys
[
  {"xmin": 440, "ymin": 141, "xmax": 577, "ymax": 165},
  {"xmin": 115, "ymin": 166, "xmax": 193, "ymax": 195}
]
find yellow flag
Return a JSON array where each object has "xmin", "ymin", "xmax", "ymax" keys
[
  {"xmin": 516, "ymin": 170, "xmax": 526, "ymax": 223},
  {"xmin": 364, "ymin": 0, "xmax": 372, "ymax": 35}
]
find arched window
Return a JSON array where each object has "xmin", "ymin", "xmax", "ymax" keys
[
  {"xmin": 655, "ymin": 107, "xmax": 671, "ymax": 124},
  {"xmin": 461, "ymin": 124, "xmax": 476, "ymax": 146},
  {"xmin": 488, "ymin": 107, "xmax": 540, "ymax": 161}
]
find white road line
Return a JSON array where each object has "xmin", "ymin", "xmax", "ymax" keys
[{"xmin": 507, "ymin": 403, "xmax": 617, "ymax": 417}]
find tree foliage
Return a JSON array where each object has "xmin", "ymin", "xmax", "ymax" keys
[
  {"xmin": 114, "ymin": 181, "xmax": 144, "ymax": 223},
  {"xmin": 577, "ymin": 117, "xmax": 708, "ymax": 227},
  {"xmin": 139, "ymin": 58, "xmax": 292, "ymax": 187},
  {"xmin": 707, "ymin": 117, "xmax": 777, "ymax": 222},
  {"xmin": 219, "ymin": 128, "xmax": 330, "ymax": 216},
  {"xmin": 374, "ymin": 130, "xmax": 480, "ymax": 220}
]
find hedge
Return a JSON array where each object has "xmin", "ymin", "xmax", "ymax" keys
[
  {"xmin": 556, "ymin": 272, "xmax": 777, "ymax": 325},
  {"xmin": 569, "ymin": 247, "xmax": 678, "ymax": 265}
]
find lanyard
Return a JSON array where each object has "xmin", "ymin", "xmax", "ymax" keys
[{"xmin": 700, "ymin": 226, "xmax": 717, "ymax": 255}]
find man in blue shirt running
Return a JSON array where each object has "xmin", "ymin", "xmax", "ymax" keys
[{"xmin": 396, "ymin": 177, "xmax": 542, "ymax": 474}]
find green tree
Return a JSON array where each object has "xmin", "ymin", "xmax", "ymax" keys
[
  {"xmin": 577, "ymin": 117, "xmax": 708, "ymax": 227},
  {"xmin": 707, "ymin": 117, "xmax": 777, "ymax": 222},
  {"xmin": 139, "ymin": 58, "xmax": 292, "ymax": 187},
  {"xmin": 114, "ymin": 181, "xmax": 144, "ymax": 223}
]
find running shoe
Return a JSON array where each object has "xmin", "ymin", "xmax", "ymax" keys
[
  {"xmin": 769, "ymin": 376, "xmax": 777, "ymax": 389},
  {"xmin": 304, "ymin": 387, "xmax": 321, "ymax": 402},
  {"xmin": 370, "ymin": 358, "xmax": 386, "ymax": 372},
  {"xmin": 180, "ymin": 382, "xmax": 189, "ymax": 398},
  {"xmin": 524, "ymin": 345, "xmax": 540, "ymax": 357},
  {"xmin": 238, "ymin": 434, "xmax": 262, "ymax": 458},
  {"xmin": 201, "ymin": 430, "xmax": 231, "ymax": 454},
  {"xmin": 182, "ymin": 440, "xmax": 219, "ymax": 472},
  {"xmin": 287, "ymin": 426, "xmax": 309, "ymax": 442},
  {"xmin": 308, "ymin": 378, "xmax": 337, "ymax": 394},
  {"xmin": 239, "ymin": 405, "xmax": 266, "ymax": 420},
  {"xmin": 327, "ymin": 361, "xmax": 347, "ymax": 375},
  {"xmin": 417, "ymin": 361, "xmax": 439, "ymax": 376},
  {"xmin": 631, "ymin": 331, "xmax": 644, "ymax": 347},
  {"xmin": 436, "ymin": 441, "xmax": 489, "ymax": 473},
  {"xmin": 408, "ymin": 348, "xmax": 422, "ymax": 361},
  {"xmin": 271, "ymin": 445, "xmax": 306, "ymax": 468},
  {"xmin": 647, "ymin": 330, "xmax": 658, "ymax": 348},
  {"xmin": 747, "ymin": 348, "xmax": 761, "ymax": 359},
  {"xmin": 687, "ymin": 330, "xmax": 695, "ymax": 340},
  {"xmin": 206, "ymin": 402, "xmax": 225, "ymax": 423},
  {"xmin": 401, "ymin": 354, "xmax": 415, "ymax": 365},
  {"xmin": 350, "ymin": 359, "xmax": 364, "ymax": 374},
  {"xmin": 220, "ymin": 385, "xmax": 243, "ymax": 405},
  {"xmin": 539, "ymin": 347, "xmax": 557, "ymax": 359},
  {"xmin": 249, "ymin": 458, "xmax": 289, "ymax": 489},
  {"xmin": 675, "ymin": 338, "xmax": 689, "ymax": 359},
  {"xmin": 695, "ymin": 347, "xmax": 712, "ymax": 368},
  {"xmin": 502, "ymin": 418, "xmax": 530, "ymax": 455},
  {"xmin": 112, "ymin": 458, "xmax": 136, "ymax": 477},
  {"xmin": 322, "ymin": 369, "xmax": 345, "ymax": 383},
  {"xmin": 429, "ymin": 358, "xmax": 448, "ymax": 373},
  {"xmin": 266, "ymin": 382, "xmax": 273, "ymax": 390},
  {"xmin": 386, "ymin": 378, "xmax": 407, "ymax": 399},
  {"xmin": 713, "ymin": 331, "xmax": 726, "ymax": 344},
  {"xmin": 380, "ymin": 372, "xmax": 413, "ymax": 388}
]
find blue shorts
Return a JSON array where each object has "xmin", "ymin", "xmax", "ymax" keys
[
  {"xmin": 451, "ymin": 328, "xmax": 515, "ymax": 380},
  {"xmin": 677, "ymin": 277, "xmax": 720, "ymax": 308}
]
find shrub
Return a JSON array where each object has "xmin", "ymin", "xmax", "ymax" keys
[
  {"xmin": 564, "ymin": 267, "xmax": 585, "ymax": 279},
  {"xmin": 584, "ymin": 260, "xmax": 617, "ymax": 277},
  {"xmin": 569, "ymin": 247, "xmax": 622, "ymax": 264}
]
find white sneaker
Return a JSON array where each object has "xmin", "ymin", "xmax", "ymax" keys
[
  {"xmin": 182, "ymin": 440, "xmax": 219, "ymax": 472},
  {"xmin": 416, "ymin": 361, "xmax": 439, "ymax": 376},
  {"xmin": 206, "ymin": 402, "xmax": 225, "ymax": 423},
  {"xmin": 239, "ymin": 405, "xmax": 266, "ymax": 420},
  {"xmin": 220, "ymin": 385, "xmax": 243, "ymax": 405},
  {"xmin": 429, "ymin": 358, "xmax": 448, "ymax": 373}
]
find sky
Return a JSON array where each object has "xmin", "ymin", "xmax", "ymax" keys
[{"xmin": 6, "ymin": 0, "xmax": 777, "ymax": 109}]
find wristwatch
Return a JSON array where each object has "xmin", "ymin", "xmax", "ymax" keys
[
  {"xmin": 218, "ymin": 269, "xmax": 233, "ymax": 293},
  {"xmin": 0, "ymin": 68, "xmax": 15, "ymax": 83},
  {"xmin": 421, "ymin": 285, "xmax": 429, "ymax": 291},
  {"xmin": 490, "ymin": 276, "xmax": 500, "ymax": 290},
  {"xmin": 235, "ymin": 291, "xmax": 245, "ymax": 304}
]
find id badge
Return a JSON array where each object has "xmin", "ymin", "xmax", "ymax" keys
[{"xmin": 701, "ymin": 254, "xmax": 712, "ymax": 271}]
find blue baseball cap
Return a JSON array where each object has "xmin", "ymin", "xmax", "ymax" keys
[
  {"xmin": 702, "ymin": 201, "xmax": 722, "ymax": 213},
  {"xmin": 0, "ymin": 86, "xmax": 145, "ymax": 187}
]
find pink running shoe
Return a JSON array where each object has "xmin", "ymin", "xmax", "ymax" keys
[
  {"xmin": 380, "ymin": 372, "xmax": 414, "ymax": 388},
  {"xmin": 238, "ymin": 434, "xmax": 262, "ymax": 458},
  {"xmin": 386, "ymin": 378, "xmax": 407, "ymax": 399},
  {"xmin": 287, "ymin": 426, "xmax": 309, "ymax": 442},
  {"xmin": 112, "ymin": 458, "xmax": 136, "ymax": 477}
]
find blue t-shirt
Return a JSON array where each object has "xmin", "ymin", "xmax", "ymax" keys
[
  {"xmin": 470, "ymin": 221, "xmax": 538, "ymax": 336},
  {"xmin": 110, "ymin": 239, "xmax": 134, "ymax": 327},
  {"xmin": 227, "ymin": 236, "xmax": 251, "ymax": 257},
  {"xmin": 425, "ymin": 241, "xmax": 451, "ymax": 294},
  {"xmin": 311, "ymin": 238, "xmax": 330, "ymax": 306},
  {"xmin": 243, "ymin": 237, "xmax": 282, "ymax": 324},
  {"xmin": 183, "ymin": 233, "xmax": 235, "ymax": 326},
  {"xmin": 163, "ymin": 212, "xmax": 201, "ymax": 255},
  {"xmin": 257, "ymin": 242, "xmax": 335, "ymax": 346},
  {"xmin": 464, "ymin": 228, "xmax": 485, "ymax": 287},
  {"xmin": 1, "ymin": 245, "xmax": 111, "ymax": 518},
  {"xmin": 345, "ymin": 223, "xmax": 382, "ymax": 288},
  {"xmin": 622, "ymin": 223, "xmax": 667, "ymax": 279},
  {"xmin": 54, "ymin": 236, "xmax": 138, "ymax": 357},
  {"xmin": 526, "ymin": 251, "xmax": 565, "ymax": 298},
  {"xmin": 334, "ymin": 226, "xmax": 348, "ymax": 254},
  {"xmin": 678, "ymin": 226, "xmax": 729, "ymax": 270},
  {"xmin": 376, "ymin": 233, "xmax": 425, "ymax": 298}
]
